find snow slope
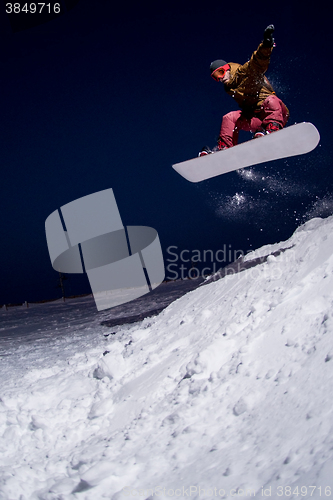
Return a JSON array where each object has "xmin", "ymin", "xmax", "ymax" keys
[{"xmin": 1, "ymin": 216, "xmax": 333, "ymax": 500}]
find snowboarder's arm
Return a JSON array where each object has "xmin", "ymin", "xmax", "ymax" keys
[{"xmin": 236, "ymin": 25, "xmax": 275, "ymax": 77}]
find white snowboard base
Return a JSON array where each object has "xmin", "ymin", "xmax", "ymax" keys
[{"xmin": 172, "ymin": 122, "xmax": 320, "ymax": 183}]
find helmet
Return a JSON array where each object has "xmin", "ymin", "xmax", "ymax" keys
[{"xmin": 210, "ymin": 59, "xmax": 228, "ymax": 74}]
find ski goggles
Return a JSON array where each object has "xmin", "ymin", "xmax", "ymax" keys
[{"xmin": 211, "ymin": 63, "xmax": 230, "ymax": 81}]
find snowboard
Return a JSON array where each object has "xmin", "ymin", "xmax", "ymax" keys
[{"xmin": 172, "ymin": 122, "xmax": 320, "ymax": 183}]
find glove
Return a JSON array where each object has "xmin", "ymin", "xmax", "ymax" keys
[{"xmin": 263, "ymin": 24, "xmax": 275, "ymax": 47}]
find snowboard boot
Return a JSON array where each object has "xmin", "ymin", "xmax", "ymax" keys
[
  {"xmin": 198, "ymin": 146, "xmax": 213, "ymax": 157},
  {"xmin": 253, "ymin": 126, "xmax": 266, "ymax": 139},
  {"xmin": 199, "ymin": 138, "xmax": 230, "ymax": 156},
  {"xmin": 265, "ymin": 121, "xmax": 282, "ymax": 133},
  {"xmin": 217, "ymin": 137, "xmax": 229, "ymax": 151},
  {"xmin": 253, "ymin": 121, "xmax": 282, "ymax": 139}
]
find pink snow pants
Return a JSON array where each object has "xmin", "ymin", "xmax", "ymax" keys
[{"xmin": 219, "ymin": 95, "xmax": 289, "ymax": 148}]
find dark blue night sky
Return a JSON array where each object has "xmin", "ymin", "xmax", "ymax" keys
[{"xmin": 0, "ymin": 0, "xmax": 331, "ymax": 305}]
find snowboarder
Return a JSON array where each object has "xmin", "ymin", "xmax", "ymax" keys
[{"xmin": 199, "ymin": 25, "xmax": 289, "ymax": 156}]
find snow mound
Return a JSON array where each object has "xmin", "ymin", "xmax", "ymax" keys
[{"xmin": 1, "ymin": 216, "xmax": 333, "ymax": 499}]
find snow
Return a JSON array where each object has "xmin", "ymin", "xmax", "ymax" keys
[{"xmin": 1, "ymin": 216, "xmax": 333, "ymax": 499}]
